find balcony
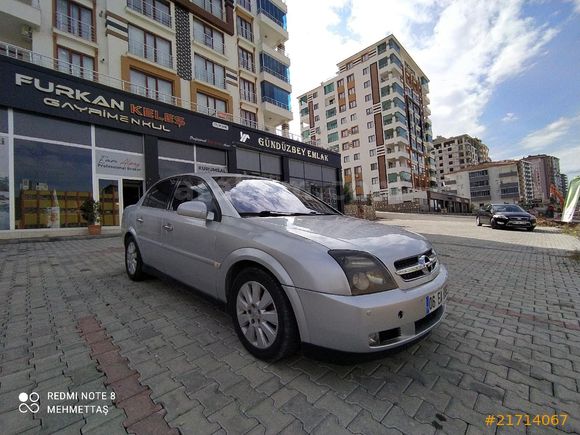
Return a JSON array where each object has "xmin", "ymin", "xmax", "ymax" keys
[
  {"xmin": 192, "ymin": 0, "xmax": 224, "ymax": 20},
  {"xmin": 262, "ymin": 96, "xmax": 292, "ymax": 128},
  {"xmin": 55, "ymin": 12, "xmax": 95, "ymax": 42},
  {"xmin": 127, "ymin": 0, "xmax": 172, "ymax": 27},
  {"xmin": 499, "ymin": 171, "xmax": 518, "ymax": 178},
  {"xmin": 193, "ymin": 28, "xmax": 225, "ymax": 54},
  {"xmin": 261, "ymin": 44, "xmax": 289, "ymax": 65},
  {"xmin": 256, "ymin": 8, "xmax": 288, "ymax": 43},
  {"xmin": 385, "ymin": 147, "xmax": 409, "ymax": 161},
  {"xmin": 0, "ymin": 41, "xmax": 311, "ymax": 145},
  {"xmin": 194, "ymin": 68, "xmax": 226, "ymax": 89},
  {"xmin": 261, "ymin": 65, "xmax": 289, "ymax": 83},
  {"xmin": 0, "ymin": 0, "xmax": 41, "ymax": 30},
  {"xmin": 237, "ymin": 25, "xmax": 253, "ymax": 42},
  {"xmin": 128, "ymin": 40, "xmax": 173, "ymax": 69},
  {"xmin": 240, "ymin": 89, "xmax": 257, "ymax": 104}
]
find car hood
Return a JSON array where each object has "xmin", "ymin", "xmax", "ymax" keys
[
  {"xmin": 245, "ymin": 215, "xmax": 431, "ymax": 265},
  {"xmin": 495, "ymin": 212, "xmax": 533, "ymax": 219}
]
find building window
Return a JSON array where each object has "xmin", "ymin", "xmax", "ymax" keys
[
  {"xmin": 351, "ymin": 126, "xmax": 359, "ymax": 134},
  {"xmin": 195, "ymin": 54, "xmax": 226, "ymax": 88},
  {"xmin": 130, "ymin": 69, "xmax": 173, "ymax": 103},
  {"xmin": 355, "ymin": 166, "xmax": 362, "ymax": 174},
  {"xmin": 55, "ymin": 0, "xmax": 94, "ymax": 41},
  {"xmin": 337, "ymin": 79, "xmax": 344, "ymax": 87},
  {"xmin": 193, "ymin": 0, "xmax": 223, "ymax": 19},
  {"xmin": 349, "ymin": 101, "xmax": 357, "ymax": 109},
  {"xmin": 197, "ymin": 92, "xmax": 227, "ymax": 117},
  {"xmin": 354, "ymin": 153, "xmax": 360, "ymax": 161},
  {"xmin": 57, "ymin": 46, "xmax": 94, "ymax": 80},
  {"xmin": 326, "ymin": 107, "xmax": 336, "ymax": 118},
  {"xmin": 261, "ymin": 81, "xmax": 291, "ymax": 110},
  {"xmin": 367, "ymin": 121, "xmax": 374, "ymax": 129},
  {"xmin": 313, "ymin": 103, "xmax": 318, "ymax": 110},
  {"xmin": 352, "ymin": 139, "xmax": 360, "ymax": 148},
  {"xmin": 239, "ymin": 78, "xmax": 256, "ymax": 103},
  {"xmin": 366, "ymin": 108, "xmax": 373, "ymax": 115},
  {"xmin": 237, "ymin": 16, "xmax": 253, "ymax": 41},
  {"xmin": 327, "ymin": 120, "xmax": 338, "ymax": 130},
  {"xmin": 344, "ymin": 168, "xmax": 352, "ymax": 177},
  {"xmin": 328, "ymin": 132, "xmax": 339, "ymax": 143},
  {"xmin": 350, "ymin": 113, "xmax": 357, "ymax": 121},
  {"xmin": 368, "ymin": 135, "xmax": 375, "ymax": 143},
  {"xmin": 372, "ymin": 177, "xmax": 378, "ymax": 185},
  {"xmin": 365, "ymin": 94, "xmax": 372, "ymax": 102},
  {"xmin": 339, "ymin": 104, "xmax": 346, "ymax": 113},
  {"xmin": 343, "ymin": 156, "xmax": 350, "ymax": 163},
  {"xmin": 371, "ymin": 163, "xmax": 378, "ymax": 170},
  {"xmin": 240, "ymin": 109, "xmax": 257, "ymax": 129},
  {"xmin": 314, "ymin": 115, "xmax": 320, "ymax": 121},
  {"xmin": 260, "ymin": 52, "xmax": 290, "ymax": 82},
  {"xmin": 341, "ymin": 129, "xmax": 349, "ymax": 138},
  {"xmin": 347, "ymin": 87, "xmax": 356, "ymax": 96},
  {"xmin": 340, "ymin": 117, "xmax": 347, "ymax": 125},
  {"xmin": 193, "ymin": 18, "xmax": 225, "ymax": 54},
  {"xmin": 324, "ymin": 83, "xmax": 335, "ymax": 94},
  {"xmin": 15, "ymin": 139, "xmax": 92, "ymax": 229},
  {"xmin": 364, "ymin": 81, "xmax": 370, "ymax": 89},
  {"xmin": 347, "ymin": 74, "xmax": 354, "ymax": 83},
  {"xmin": 127, "ymin": 0, "xmax": 171, "ymax": 27},
  {"xmin": 363, "ymin": 67, "xmax": 369, "ymax": 75},
  {"xmin": 342, "ymin": 142, "xmax": 349, "ymax": 151},
  {"xmin": 369, "ymin": 149, "xmax": 376, "ymax": 157},
  {"xmin": 128, "ymin": 25, "xmax": 173, "ymax": 68},
  {"xmin": 338, "ymin": 92, "xmax": 345, "ymax": 99},
  {"xmin": 238, "ymin": 47, "xmax": 255, "ymax": 72}
]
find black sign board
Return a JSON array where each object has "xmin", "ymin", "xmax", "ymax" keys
[{"xmin": 0, "ymin": 56, "xmax": 340, "ymax": 167}]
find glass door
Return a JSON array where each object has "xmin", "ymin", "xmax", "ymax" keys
[{"xmin": 98, "ymin": 179, "xmax": 120, "ymax": 226}]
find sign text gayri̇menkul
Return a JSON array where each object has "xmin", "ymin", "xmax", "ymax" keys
[{"xmin": 257, "ymin": 137, "xmax": 329, "ymax": 161}]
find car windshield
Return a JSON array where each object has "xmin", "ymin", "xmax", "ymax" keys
[
  {"xmin": 494, "ymin": 205, "xmax": 525, "ymax": 213},
  {"xmin": 213, "ymin": 177, "xmax": 339, "ymax": 216}
]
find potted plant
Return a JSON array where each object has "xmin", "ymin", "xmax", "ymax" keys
[{"xmin": 80, "ymin": 198, "xmax": 102, "ymax": 235}]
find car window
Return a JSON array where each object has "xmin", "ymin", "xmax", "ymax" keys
[
  {"xmin": 142, "ymin": 178, "xmax": 178, "ymax": 209},
  {"xmin": 171, "ymin": 176, "xmax": 218, "ymax": 218}
]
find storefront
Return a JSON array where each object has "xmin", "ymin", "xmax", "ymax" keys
[{"xmin": 0, "ymin": 56, "xmax": 341, "ymax": 235}]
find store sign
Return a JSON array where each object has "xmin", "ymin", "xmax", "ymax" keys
[
  {"xmin": 0, "ymin": 57, "xmax": 340, "ymax": 167},
  {"xmin": 95, "ymin": 149, "xmax": 144, "ymax": 178},
  {"xmin": 196, "ymin": 163, "xmax": 227, "ymax": 173}
]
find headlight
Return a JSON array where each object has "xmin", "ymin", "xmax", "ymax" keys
[
  {"xmin": 328, "ymin": 250, "xmax": 397, "ymax": 295},
  {"xmin": 493, "ymin": 214, "xmax": 506, "ymax": 219}
]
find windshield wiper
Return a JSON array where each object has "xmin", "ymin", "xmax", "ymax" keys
[{"xmin": 239, "ymin": 211, "xmax": 333, "ymax": 217}]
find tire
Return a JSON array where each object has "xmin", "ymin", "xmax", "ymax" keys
[
  {"xmin": 476, "ymin": 216, "xmax": 482, "ymax": 226},
  {"xmin": 490, "ymin": 219, "xmax": 497, "ymax": 229},
  {"xmin": 125, "ymin": 236, "xmax": 146, "ymax": 281},
  {"xmin": 527, "ymin": 227, "xmax": 535, "ymax": 232},
  {"xmin": 230, "ymin": 268, "xmax": 299, "ymax": 361}
]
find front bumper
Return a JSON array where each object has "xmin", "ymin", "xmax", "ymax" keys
[
  {"xmin": 495, "ymin": 219, "xmax": 535, "ymax": 229},
  {"xmin": 293, "ymin": 265, "xmax": 448, "ymax": 353}
]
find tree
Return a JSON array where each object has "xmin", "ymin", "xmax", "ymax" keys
[{"xmin": 343, "ymin": 182, "xmax": 353, "ymax": 205}]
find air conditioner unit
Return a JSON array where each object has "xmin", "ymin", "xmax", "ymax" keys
[{"xmin": 21, "ymin": 25, "xmax": 33, "ymax": 39}]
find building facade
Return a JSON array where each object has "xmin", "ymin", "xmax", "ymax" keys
[
  {"xmin": 432, "ymin": 134, "xmax": 490, "ymax": 185},
  {"xmin": 442, "ymin": 161, "xmax": 523, "ymax": 208},
  {"xmin": 1, "ymin": 0, "xmax": 293, "ymax": 135},
  {"xmin": 517, "ymin": 159, "xmax": 535, "ymax": 206},
  {"xmin": 522, "ymin": 154, "xmax": 563, "ymax": 205},
  {"xmin": 0, "ymin": 0, "xmax": 342, "ymax": 236},
  {"xmin": 298, "ymin": 35, "xmax": 436, "ymax": 204}
]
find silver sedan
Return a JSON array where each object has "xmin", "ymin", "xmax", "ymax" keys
[{"xmin": 122, "ymin": 174, "xmax": 448, "ymax": 360}]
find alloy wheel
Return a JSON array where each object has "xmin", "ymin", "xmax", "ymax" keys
[
  {"xmin": 236, "ymin": 281, "xmax": 279, "ymax": 349},
  {"xmin": 126, "ymin": 241, "xmax": 138, "ymax": 275}
]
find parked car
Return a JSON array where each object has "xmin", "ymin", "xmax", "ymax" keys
[
  {"xmin": 122, "ymin": 174, "xmax": 448, "ymax": 360},
  {"xmin": 476, "ymin": 204, "xmax": 536, "ymax": 231}
]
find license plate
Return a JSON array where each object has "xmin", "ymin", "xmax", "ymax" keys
[
  {"xmin": 425, "ymin": 287, "xmax": 448, "ymax": 315},
  {"xmin": 512, "ymin": 221, "xmax": 526, "ymax": 225}
]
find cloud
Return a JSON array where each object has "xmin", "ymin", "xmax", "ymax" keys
[
  {"xmin": 287, "ymin": 0, "xmax": 558, "ymax": 139},
  {"xmin": 502, "ymin": 112, "xmax": 518, "ymax": 122},
  {"xmin": 519, "ymin": 115, "xmax": 580, "ymax": 150}
]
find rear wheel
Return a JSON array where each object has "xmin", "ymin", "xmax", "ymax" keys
[
  {"xmin": 230, "ymin": 268, "xmax": 299, "ymax": 361},
  {"xmin": 476, "ymin": 216, "xmax": 482, "ymax": 226},
  {"xmin": 125, "ymin": 236, "xmax": 146, "ymax": 281}
]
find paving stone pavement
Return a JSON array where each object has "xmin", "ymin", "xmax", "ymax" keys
[{"xmin": 1, "ymin": 219, "xmax": 579, "ymax": 434}]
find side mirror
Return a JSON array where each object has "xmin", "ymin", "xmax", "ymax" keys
[{"xmin": 177, "ymin": 201, "xmax": 208, "ymax": 220}]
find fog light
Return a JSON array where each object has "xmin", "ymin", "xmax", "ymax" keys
[{"xmin": 369, "ymin": 332, "xmax": 380, "ymax": 346}]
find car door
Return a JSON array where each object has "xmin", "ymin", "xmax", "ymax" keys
[
  {"xmin": 135, "ymin": 177, "xmax": 178, "ymax": 273},
  {"xmin": 161, "ymin": 176, "xmax": 220, "ymax": 296},
  {"xmin": 482, "ymin": 204, "xmax": 493, "ymax": 224}
]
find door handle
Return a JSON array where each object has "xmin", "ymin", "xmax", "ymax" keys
[
  {"xmin": 136, "ymin": 217, "xmax": 144, "ymax": 223},
  {"xmin": 163, "ymin": 223, "xmax": 173, "ymax": 232}
]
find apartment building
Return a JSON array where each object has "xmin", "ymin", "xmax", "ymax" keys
[
  {"xmin": 1, "ymin": 0, "xmax": 293, "ymax": 134},
  {"xmin": 0, "ymin": 0, "xmax": 343, "ymax": 235},
  {"xmin": 298, "ymin": 35, "xmax": 437, "ymax": 204},
  {"xmin": 518, "ymin": 159, "xmax": 535, "ymax": 205},
  {"xmin": 522, "ymin": 154, "xmax": 563, "ymax": 205},
  {"xmin": 442, "ymin": 161, "xmax": 524, "ymax": 208},
  {"xmin": 433, "ymin": 134, "xmax": 490, "ymax": 185}
]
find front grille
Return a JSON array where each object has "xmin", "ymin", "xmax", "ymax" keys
[
  {"xmin": 378, "ymin": 327, "xmax": 401, "ymax": 344},
  {"xmin": 415, "ymin": 306, "xmax": 444, "ymax": 334},
  {"xmin": 394, "ymin": 249, "xmax": 437, "ymax": 281}
]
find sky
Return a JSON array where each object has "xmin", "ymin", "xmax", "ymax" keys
[{"xmin": 285, "ymin": 0, "xmax": 580, "ymax": 180}]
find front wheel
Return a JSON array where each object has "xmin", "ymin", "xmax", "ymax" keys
[
  {"xmin": 527, "ymin": 227, "xmax": 535, "ymax": 232},
  {"xmin": 490, "ymin": 219, "xmax": 498, "ymax": 229},
  {"xmin": 125, "ymin": 236, "xmax": 146, "ymax": 281},
  {"xmin": 230, "ymin": 268, "xmax": 299, "ymax": 361},
  {"xmin": 476, "ymin": 216, "xmax": 482, "ymax": 226}
]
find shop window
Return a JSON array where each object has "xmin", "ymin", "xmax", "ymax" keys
[
  {"xmin": 14, "ymin": 112, "xmax": 90, "ymax": 145},
  {"xmin": 14, "ymin": 140, "xmax": 92, "ymax": 229},
  {"xmin": 197, "ymin": 146, "xmax": 227, "ymax": 165},
  {"xmin": 0, "ymin": 135, "xmax": 8, "ymax": 230},
  {"xmin": 158, "ymin": 159, "xmax": 194, "ymax": 179},
  {"xmin": 158, "ymin": 140, "xmax": 194, "ymax": 160},
  {"xmin": 95, "ymin": 127, "xmax": 143, "ymax": 153}
]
